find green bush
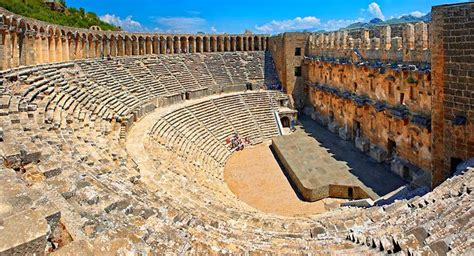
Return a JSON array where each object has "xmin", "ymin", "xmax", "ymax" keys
[{"xmin": 0, "ymin": 0, "xmax": 119, "ymax": 31}]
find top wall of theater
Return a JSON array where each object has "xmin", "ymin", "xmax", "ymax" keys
[
  {"xmin": 0, "ymin": 7, "xmax": 270, "ymax": 70},
  {"xmin": 269, "ymin": 21, "xmax": 431, "ymax": 64}
]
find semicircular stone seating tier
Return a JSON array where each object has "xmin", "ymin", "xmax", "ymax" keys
[{"xmin": 0, "ymin": 52, "xmax": 472, "ymax": 255}]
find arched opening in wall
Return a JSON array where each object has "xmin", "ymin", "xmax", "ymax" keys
[
  {"xmin": 17, "ymin": 19, "xmax": 27, "ymax": 65},
  {"xmin": 137, "ymin": 37, "xmax": 144, "ymax": 55},
  {"xmin": 353, "ymin": 82, "xmax": 358, "ymax": 92},
  {"xmin": 248, "ymin": 37, "xmax": 252, "ymax": 50},
  {"xmin": 388, "ymin": 82, "xmax": 394, "ymax": 96},
  {"xmin": 217, "ymin": 37, "xmax": 223, "ymax": 52},
  {"xmin": 254, "ymin": 36, "xmax": 259, "ymax": 50},
  {"xmin": 353, "ymin": 120, "xmax": 361, "ymax": 138},
  {"xmin": 188, "ymin": 37, "xmax": 194, "ymax": 53},
  {"xmin": 399, "ymin": 93, "xmax": 405, "ymax": 104},
  {"xmin": 131, "ymin": 36, "xmax": 138, "ymax": 55},
  {"xmin": 370, "ymin": 79, "xmax": 374, "ymax": 91},
  {"xmin": 348, "ymin": 187, "xmax": 354, "ymax": 199},
  {"xmin": 325, "ymin": 75, "xmax": 328, "ymax": 84},
  {"xmin": 236, "ymin": 37, "xmax": 242, "ymax": 51},
  {"xmin": 86, "ymin": 34, "xmax": 96, "ymax": 58},
  {"xmin": 196, "ymin": 37, "xmax": 202, "ymax": 53},
  {"xmin": 402, "ymin": 166, "xmax": 410, "ymax": 180},
  {"xmin": 329, "ymin": 111, "xmax": 334, "ymax": 122},
  {"xmin": 173, "ymin": 36, "xmax": 180, "ymax": 53},
  {"xmin": 387, "ymin": 139, "xmax": 396, "ymax": 158},
  {"xmin": 152, "ymin": 36, "xmax": 159, "ymax": 54},
  {"xmin": 280, "ymin": 117, "xmax": 291, "ymax": 128},
  {"xmin": 261, "ymin": 37, "xmax": 266, "ymax": 50},
  {"xmin": 203, "ymin": 37, "xmax": 209, "ymax": 52},
  {"xmin": 180, "ymin": 36, "xmax": 187, "ymax": 53},
  {"xmin": 243, "ymin": 37, "xmax": 248, "ymax": 51}
]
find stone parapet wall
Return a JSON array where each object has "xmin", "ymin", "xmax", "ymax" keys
[
  {"xmin": 0, "ymin": 7, "xmax": 270, "ymax": 69},
  {"xmin": 307, "ymin": 22, "xmax": 431, "ymax": 63}
]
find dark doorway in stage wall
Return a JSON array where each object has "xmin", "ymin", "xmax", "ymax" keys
[
  {"xmin": 450, "ymin": 157, "xmax": 463, "ymax": 176},
  {"xmin": 281, "ymin": 117, "xmax": 290, "ymax": 128}
]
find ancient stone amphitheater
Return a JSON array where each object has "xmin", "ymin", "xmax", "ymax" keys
[{"xmin": 0, "ymin": 3, "xmax": 473, "ymax": 255}]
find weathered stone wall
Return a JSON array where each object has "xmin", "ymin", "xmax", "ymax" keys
[
  {"xmin": 268, "ymin": 32, "xmax": 309, "ymax": 108},
  {"xmin": 0, "ymin": 7, "xmax": 270, "ymax": 69},
  {"xmin": 431, "ymin": 2, "xmax": 474, "ymax": 187},
  {"xmin": 305, "ymin": 61, "xmax": 433, "ymax": 176}
]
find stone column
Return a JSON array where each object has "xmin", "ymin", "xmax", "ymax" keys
[
  {"xmin": 403, "ymin": 23, "xmax": 415, "ymax": 50},
  {"xmin": 139, "ymin": 38, "xmax": 145, "ymax": 55},
  {"xmin": 8, "ymin": 29, "xmax": 20, "ymax": 68},
  {"xmin": 42, "ymin": 34, "xmax": 49, "ymax": 63},
  {"xmin": 380, "ymin": 26, "xmax": 391, "ymax": 50},
  {"xmin": 189, "ymin": 38, "xmax": 195, "ymax": 53},
  {"xmin": 329, "ymin": 32, "xmax": 335, "ymax": 49},
  {"xmin": 362, "ymin": 29, "xmax": 370, "ymax": 49},
  {"xmin": 2, "ymin": 30, "xmax": 12, "ymax": 68},
  {"xmin": 415, "ymin": 22, "xmax": 428, "ymax": 50},
  {"xmin": 19, "ymin": 30, "xmax": 28, "ymax": 66},
  {"xmin": 341, "ymin": 31, "xmax": 348, "ymax": 49},
  {"xmin": 256, "ymin": 37, "xmax": 262, "ymax": 51}
]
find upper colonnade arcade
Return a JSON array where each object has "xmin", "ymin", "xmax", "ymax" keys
[{"xmin": 0, "ymin": 7, "xmax": 270, "ymax": 69}]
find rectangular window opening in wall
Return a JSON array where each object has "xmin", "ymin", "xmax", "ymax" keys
[
  {"xmin": 294, "ymin": 66, "xmax": 302, "ymax": 77},
  {"xmin": 295, "ymin": 47, "xmax": 301, "ymax": 56}
]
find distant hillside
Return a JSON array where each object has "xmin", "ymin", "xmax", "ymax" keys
[
  {"xmin": 0, "ymin": 0, "xmax": 119, "ymax": 31},
  {"xmin": 345, "ymin": 12, "xmax": 431, "ymax": 30}
]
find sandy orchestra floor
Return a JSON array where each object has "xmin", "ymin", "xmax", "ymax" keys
[{"xmin": 224, "ymin": 143, "xmax": 345, "ymax": 217}]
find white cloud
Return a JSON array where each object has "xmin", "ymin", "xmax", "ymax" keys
[
  {"xmin": 255, "ymin": 16, "xmax": 364, "ymax": 34},
  {"xmin": 320, "ymin": 18, "xmax": 365, "ymax": 31},
  {"xmin": 368, "ymin": 2, "xmax": 385, "ymax": 20},
  {"xmin": 154, "ymin": 17, "xmax": 206, "ymax": 33},
  {"xmin": 99, "ymin": 14, "xmax": 143, "ymax": 32},
  {"xmin": 210, "ymin": 26, "xmax": 218, "ymax": 34},
  {"xmin": 255, "ymin": 16, "xmax": 321, "ymax": 34},
  {"xmin": 410, "ymin": 11, "xmax": 425, "ymax": 18}
]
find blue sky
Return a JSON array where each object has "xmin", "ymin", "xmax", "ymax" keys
[{"xmin": 67, "ymin": 0, "xmax": 467, "ymax": 34}]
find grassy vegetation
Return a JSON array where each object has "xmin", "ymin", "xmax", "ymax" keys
[{"xmin": 0, "ymin": 0, "xmax": 119, "ymax": 31}]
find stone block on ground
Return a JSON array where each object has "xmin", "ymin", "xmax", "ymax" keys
[
  {"xmin": 369, "ymin": 144, "xmax": 388, "ymax": 163},
  {"xmin": 355, "ymin": 137, "xmax": 370, "ymax": 152},
  {"xmin": 328, "ymin": 122, "xmax": 339, "ymax": 133}
]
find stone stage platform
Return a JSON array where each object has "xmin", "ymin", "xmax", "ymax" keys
[{"xmin": 272, "ymin": 132, "xmax": 378, "ymax": 202}]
